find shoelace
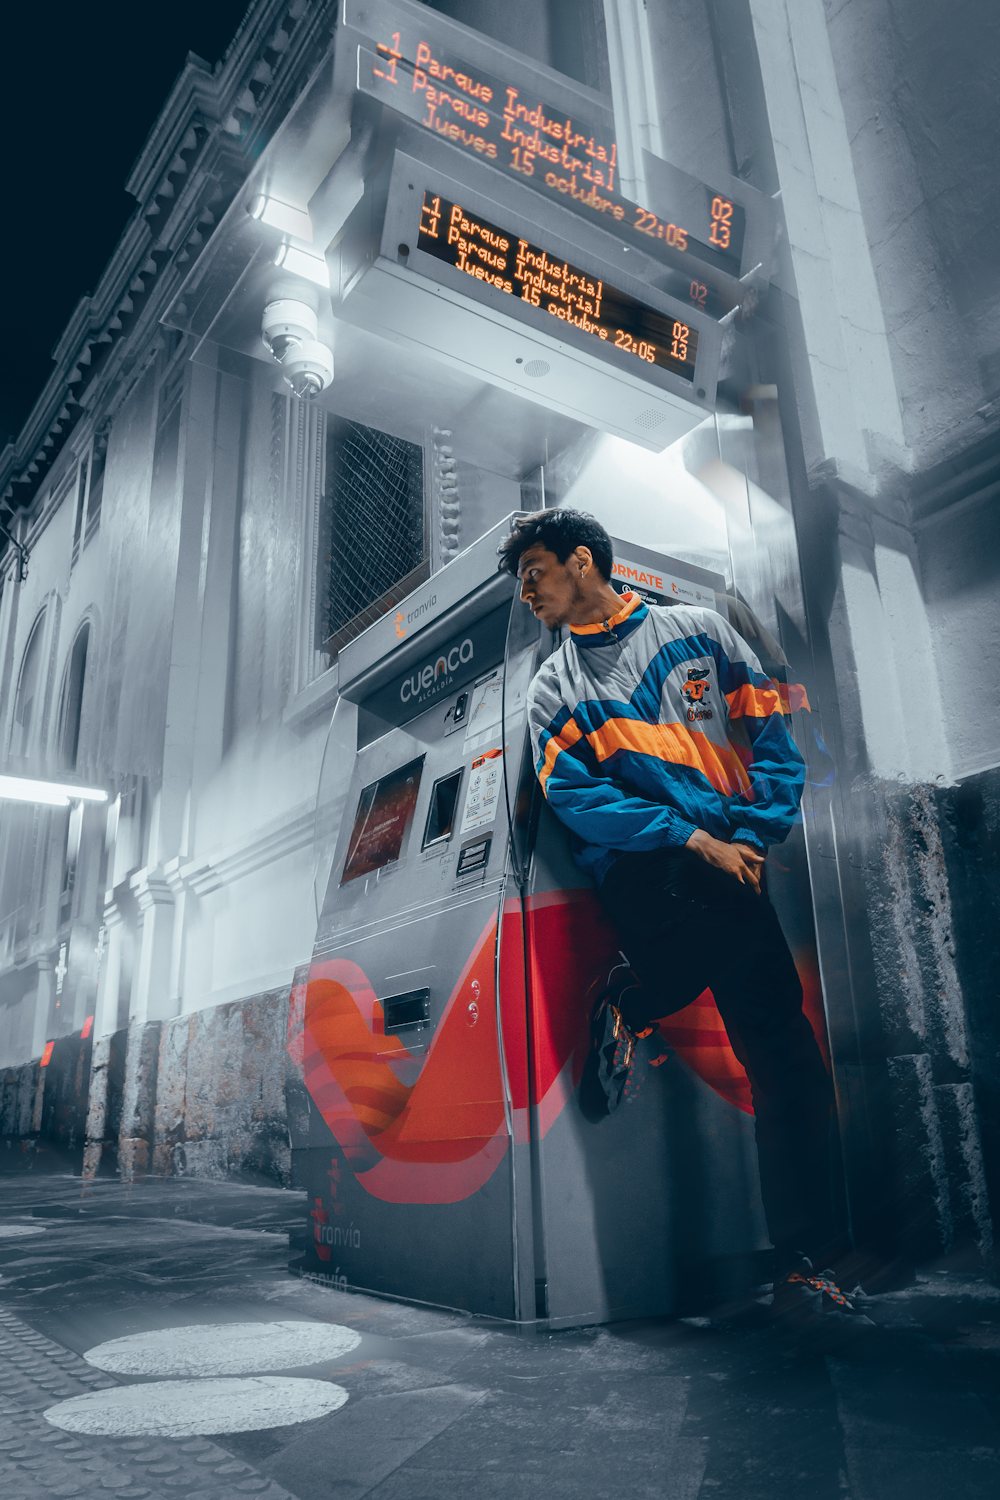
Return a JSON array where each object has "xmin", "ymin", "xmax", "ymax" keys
[
  {"xmin": 609, "ymin": 1007, "xmax": 654, "ymax": 1072},
  {"xmin": 786, "ymin": 1271, "xmax": 854, "ymax": 1309}
]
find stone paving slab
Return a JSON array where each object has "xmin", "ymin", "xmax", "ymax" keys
[{"xmin": 1, "ymin": 1178, "xmax": 999, "ymax": 1500}]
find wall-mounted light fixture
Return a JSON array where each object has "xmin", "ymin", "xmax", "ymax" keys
[
  {"xmin": 0, "ymin": 775, "xmax": 108, "ymax": 808},
  {"xmin": 248, "ymin": 195, "xmax": 313, "ymax": 241},
  {"xmin": 273, "ymin": 242, "xmax": 330, "ymax": 289}
]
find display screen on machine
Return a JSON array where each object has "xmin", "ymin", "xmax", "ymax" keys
[
  {"xmin": 341, "ymin": 757, "xmax": 424, "ymax": 882},
  {"xmin": 417, "ymin": 192, "xmax": 699, "ymax": 383}
]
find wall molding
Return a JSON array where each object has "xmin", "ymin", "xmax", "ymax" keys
[{"xmin": 177, "ymin": 800, "xmax": 315, "ymax": 898}]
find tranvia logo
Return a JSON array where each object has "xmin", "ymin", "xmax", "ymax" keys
[
  {"xmin": 400, "ymin": 637, "xmax": 474, "ymax": 705},
  {"xmin": 394, "ymin": 595, "xmax": 439, "ymax": 641}
]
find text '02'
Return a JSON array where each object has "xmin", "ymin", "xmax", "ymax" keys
[{"xmin": 417, "ymin": 193, "xmax": 699, "ymax": 382}]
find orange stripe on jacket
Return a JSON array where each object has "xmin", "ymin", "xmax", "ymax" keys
[
  {"xmin": 538, "ymin": 718, "xmax": 586, "ymax": 794},
  {"xmin": 725, "ymin": 682, "xmax": 782, "ymax": 720},
  {"xmin": 585, "ymin": 718, "xmax": 752, "ymax": 798},
  {"xmin": 769, "ymin": 679, "xmax": 813, "ymax": 716}
]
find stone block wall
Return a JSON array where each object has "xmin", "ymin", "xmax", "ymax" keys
[
  {"xmin": 39, "ymin": 1035, "xmax": 93, "ymax": 1154},
  {"xmin": 866, "ymin": 772, "xmax": 997, "ymax": 1271},
  {"xmin": 0, "ymin": 1061, "xmax": 41, "ymax": 1143},
  {"xmin": 150, "ymin": 987, "xmax": 294, "ymax": 1186},
  {"xmin": 81, "ymin": 1028, "xmax": 128, "ymax": 1177}
]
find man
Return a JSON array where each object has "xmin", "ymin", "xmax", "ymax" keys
[{"xmin": 499, "ymin": 508, "xmax": 870, "ymax": 1332}]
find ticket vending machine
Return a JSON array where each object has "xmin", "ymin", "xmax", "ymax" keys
[{"xmin": 288, "ymin": 517, "xmax": 778, "ymax": 1325}]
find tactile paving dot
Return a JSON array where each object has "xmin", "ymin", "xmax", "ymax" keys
[
  {"xmin": 0, "ymin": 1308, "xmax": 305, "ymax": 1500},
  {"xmin": 84, "ymin": 1321, "xmax": 362, "ymax": 1379}
]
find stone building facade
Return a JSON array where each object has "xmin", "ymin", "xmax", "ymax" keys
[{"xmin": 0, "ymin": 0, "xmax": 997, "ymax": 1284}]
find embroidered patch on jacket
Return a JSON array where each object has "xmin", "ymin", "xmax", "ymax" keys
[{"xmin": 681, "ymin": 667, "xmax": 713, "ymax": 721}]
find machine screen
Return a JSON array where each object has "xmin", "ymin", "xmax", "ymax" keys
[
  {"xmin": 341, "ymin": 757, "xmax": 424, "ymax": 882},
  {"xmin": 418, "ymin": 193, "xmax": 698, "ymax": 382}
]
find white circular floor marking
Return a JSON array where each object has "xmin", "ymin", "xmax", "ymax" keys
[
  {"xmin": 44, "ymin": 1376, "xmax": 349, "ymax": 1436},
  {"xmin": 83, "ymin": 1319, "xmax": 362, "ymax": 1377},
  {"xmin": 0, "ymin": 1224, "xmax": 46, "ymax": 1237}
]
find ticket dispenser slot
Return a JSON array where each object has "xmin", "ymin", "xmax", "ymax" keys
[
  {"xmin": 382, "ymin": 988, "xmax": 431, "ymax": 1035},
  {"xmin": 422, "ymin": 769, "xmax": 464, "ymax": 849}
]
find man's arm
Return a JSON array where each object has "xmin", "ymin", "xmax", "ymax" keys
[{"xmin": 707, "ymin": 617, "xmax": 806, "ymax": 852}]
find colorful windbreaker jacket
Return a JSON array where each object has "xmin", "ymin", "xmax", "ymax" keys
[{"xmin": 526, "ymin": 591, "xmax": 805, "ymax": 885}]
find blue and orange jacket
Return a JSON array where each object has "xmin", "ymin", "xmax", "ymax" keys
[{"xmin": 526, "ymin": 590, "xmax": 805, "ymax": 885}]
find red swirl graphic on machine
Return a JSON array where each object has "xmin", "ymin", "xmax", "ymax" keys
[{"xmin": 287, "ymin": 889, "xmax": 829, "ymax": 1205}]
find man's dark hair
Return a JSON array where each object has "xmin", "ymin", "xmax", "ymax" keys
[{"xmin": 497, "ymin": 509, "xmax": 614, "ymax": 580}]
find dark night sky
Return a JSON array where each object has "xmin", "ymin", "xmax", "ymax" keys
[{"xmin": 1, "ymin": 1, "xmax": 255, "ymax": 448}]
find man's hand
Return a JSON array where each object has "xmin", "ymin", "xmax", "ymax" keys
[{"xmin": 686, "ymin": 829, "xmax": 764, "ymax": 893}]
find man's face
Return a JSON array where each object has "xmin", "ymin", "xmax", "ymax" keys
[{"xmin": 516, "ymin": 542, "xmax": 587, "ymax": 629}]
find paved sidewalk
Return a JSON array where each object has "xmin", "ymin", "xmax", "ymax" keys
[{"xmin": 0, "ymin": 1175, "xmax": 998, "ymax": 1500}]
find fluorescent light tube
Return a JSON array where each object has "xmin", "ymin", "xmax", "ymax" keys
[{"xmin": 0, "ymin": 775, "xmax": 108, "ymax": 807}]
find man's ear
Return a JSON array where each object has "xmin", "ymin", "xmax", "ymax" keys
[{"xmin": 573, "ymin": 545, "xmax": 594, "ymax": 576}]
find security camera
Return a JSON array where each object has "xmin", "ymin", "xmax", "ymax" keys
[
  {"xmin": 261, "ymin": 299, "xmax": 317, "ymax": 361},
  {"xmin": 279, "ymin": 340, "xmax": 334, "ymax": 399},
  {"xmin": 261, "ymin": 298, "xmax": 333, "ymax": 398}
]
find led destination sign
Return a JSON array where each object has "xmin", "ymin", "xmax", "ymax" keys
[
  {"xmin": 417, "ymin": 193, "xmax": 699, "ymax": 383},
  {"xmin": 348, "ymin": 5, "xmax": 746, "ymax": 290}
]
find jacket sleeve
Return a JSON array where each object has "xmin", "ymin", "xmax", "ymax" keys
[
  {"xmin": 528, "ymin": 678, "xmax": 698, "ymax": 851},
  {"xmin": 709, "ymin": 617, "xmax": 805, "ymax": 850}
]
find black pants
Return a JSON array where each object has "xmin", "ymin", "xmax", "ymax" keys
[{"xmin": 599, "ymin": 846, "xmax": 835, "ymax": 1270}]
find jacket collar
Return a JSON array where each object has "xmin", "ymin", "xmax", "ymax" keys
[{"xmin": 569, "ymin": 589, "xmax": 647, "ymax": 646}]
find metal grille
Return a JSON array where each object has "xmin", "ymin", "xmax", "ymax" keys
[{"xmin": 323, "ymin": 419, "xmax": 426, "ymax": 655}]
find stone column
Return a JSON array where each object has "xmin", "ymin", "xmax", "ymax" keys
[
  {"xmin": 129, "ymin": 868, "xmax": 176, "ymax": 1024},
  {"xmin": 29, "ymin": 956, "xmax": 57, "ymax": 1135},
  {"xmin": 117, "ymin": 1017, "xmax": 162, "ymax": 1181},
  {"xmin": 83, "ymin": 895, "xmax": 126, "ymax": 1179}
]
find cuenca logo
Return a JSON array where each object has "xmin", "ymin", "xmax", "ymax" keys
[
  {"xmin": 399, "ymin": 637, "xmax": 474, "ymax": 704},
  {"xmin": 395, "ymin": 611, "xmax": 406, "ymax": 638}
]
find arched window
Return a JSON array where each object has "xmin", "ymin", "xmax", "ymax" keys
[
  {"xmin": 10, "ymin": 612, "xmax": 47, "ymax": 759},
  {"xmin": 58, "ymin": 624, "xmax": 90, "ymax": 771}
]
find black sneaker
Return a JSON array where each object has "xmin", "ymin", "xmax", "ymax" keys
[
  {"xmin": 579, "ymin": 962, "xmax": 651, "ymax": 1121},
  {"xmin": 771, "ymin": 1257, "xmax": 875, "ymax": 1343}
]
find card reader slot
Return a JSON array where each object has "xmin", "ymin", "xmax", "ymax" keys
[{"xmin": 456, "ymin": 834, "xmax": 492, "ymax": 877}]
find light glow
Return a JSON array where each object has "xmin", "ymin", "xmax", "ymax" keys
[
  {"xmin": 0, "ymin": 775, "xmax": 108, "ymax": 808},
  {"xmin": 248, "ymin": 195, "xmax": 313, "ymax": 241},
  {"xmin": 273, "ymin": 243, "xmax": 330, "ymax": 289}
]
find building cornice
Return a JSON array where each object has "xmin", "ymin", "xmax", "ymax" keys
[{"xmin": 0, "ymin": 0, "xmax": 338, "ymax": 530}]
